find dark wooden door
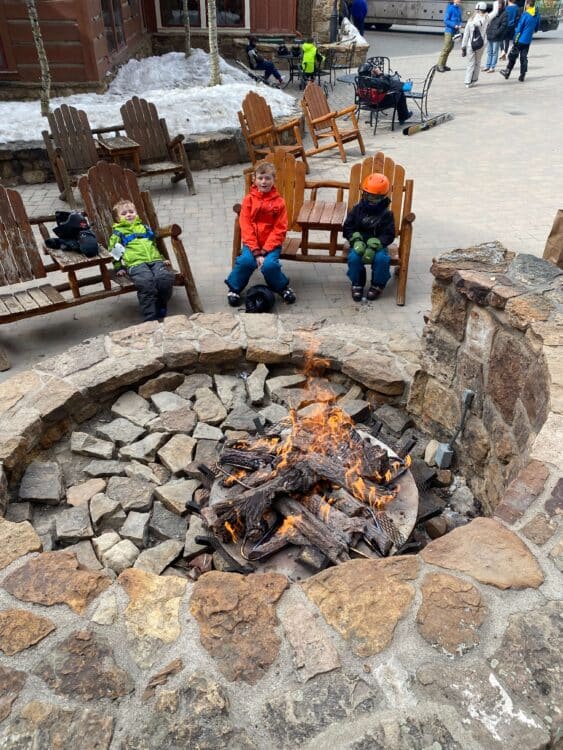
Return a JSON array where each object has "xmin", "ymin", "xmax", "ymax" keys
[{"xmin": 250, "ymin": 0, "xmax": 296, "ymax": 33}]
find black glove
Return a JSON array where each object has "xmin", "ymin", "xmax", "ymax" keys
[{"xmin": 461, "ymin": 47, "xmax": 467, "ymax": 57}]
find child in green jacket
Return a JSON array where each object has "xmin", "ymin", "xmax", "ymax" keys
[{"xmin": 109, "ymin": 200, "xmax": 175, "ymax": 321}]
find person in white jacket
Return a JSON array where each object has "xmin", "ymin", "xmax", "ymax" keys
[{"xmin": 461, "ymin": 1, "xmax": 495, "ymax": 86}]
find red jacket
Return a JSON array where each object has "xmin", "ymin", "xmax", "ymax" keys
[{"xmin": 239, "ymin": 185, "xmax": 288, "ymax": 256}]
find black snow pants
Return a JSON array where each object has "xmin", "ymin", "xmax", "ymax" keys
[{"xmin": 127, "ymin": 261, "xmax": 175, "ymax": 321}]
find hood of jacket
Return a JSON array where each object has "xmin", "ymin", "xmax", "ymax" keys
[{"xmin": 112, "ymin": 216, "xmax": 145, "ymax": 234}]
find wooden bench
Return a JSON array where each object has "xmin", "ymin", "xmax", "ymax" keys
[
  {"xmin": 0, "ymin": 165, "xmax": 202, "ymax": 369},
  {"xmin": 232, "ymin": 149, "xmax": 415, "ymax": 305}
]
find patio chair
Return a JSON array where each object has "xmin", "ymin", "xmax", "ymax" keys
[
  {"xmin": 78, "ymin": 161, "xmax": 203, "ymax": 313},
  {"xmin": 238, "ymin": 91, "xmax": 309, "ymax": 172},
  {"xmin": 301, "ymin": 82, "xmax": 365, "ymax": 163},
  {"xmin": 355, "ymin": 75, "xmax": 400, "ymax": 134},
  {"xmin": 42, "ymin": 104, "xmax": 120, "ymax": 207},
  {"xmin": 365, "ymin": 56, "xmax": 392, "ymax": 75},
  {"xmin": 120, "ymin": 96, "xmax": 196, "ymax": 194},
  {"xmin": 329, "ymin": 42, "xmax": 357, "ymax": 86},
  {"xmin": 406, "ymin": 64, "xmax": 437, "ymax": 122}
]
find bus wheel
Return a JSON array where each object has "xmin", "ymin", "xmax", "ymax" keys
[{"xmin": 374, "ymin": 23, "xmax": 393, "ymax": 30}]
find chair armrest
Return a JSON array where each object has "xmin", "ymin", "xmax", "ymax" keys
[
  {"xmin": 168, "ymin": 134, "xmax": 185, "ymax": 149},
  {"xmin": 233, "ymin": 203, "xmax": 242, "ymax": 216},
  {"xmin": 305, "ymin": 179, "xmax": 349, "ymax": 190},
  {"xmin": 156, "ymin": 223, "xmax": 182, "ymax": 239},
  {"xmin": 275, "ymin": 118, "xmax": 302, "ymax": 133},
  {"xmin": 334, "ymin": 104, "xmax": 357, "ymax": 117},
  {"xmin": 309, "ymin": 111, "xmax": 338, "ymax": 125},
  {"xmin": 92, "ymin": 123, "xmax": 124, "ymax": 136},
  {"xmin": 250, "ymin": 123, "xmax": 277, "ymax": 139},
  {"xmin": 403, "ymin": 212, "xmax": 416, "ymax": 225}
]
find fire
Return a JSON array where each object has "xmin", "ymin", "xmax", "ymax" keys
[
  {"xmin": 225, "ymin": 518, "xmax": 243, "ymax": 543},
  {"xmin": 277, "ymin": 514, "xmax": 301, "ymax": 537}
]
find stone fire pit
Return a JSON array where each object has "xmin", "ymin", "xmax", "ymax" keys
[{"xmin": 0, "ymin": 246, "xmax": 561, "ymax": 750}]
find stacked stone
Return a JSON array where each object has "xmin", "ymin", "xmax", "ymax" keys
[
  {"xmin": 408, "ymin": 242, "xmax": 562, "ymax": 514},
  {"xmin": 7, "ymin": 363, "xmax": 386, "ymax": 578}
]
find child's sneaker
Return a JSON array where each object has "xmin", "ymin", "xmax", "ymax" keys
[
  {"xmin": 281, "ymin": 287, "xmax": 296, "ymax": 304},
  {"xmin": 351, "ymin": 286, "xmax": 364, "ymax": 302},
  {"xmin": 367, "ymin": 285, "xmax": 383, "ymax": 300},
  {"xmin": 227, "ymin": 291, "xmax": 242, "ymax": 307}
]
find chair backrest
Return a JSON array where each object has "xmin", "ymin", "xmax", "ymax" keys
[
  {"xmin": 120, "ymin": 96, "xmax": 169, "ymax": 162},
  {"xmin": 77, "ymin": 161, "xmax": 154, "ymax": 247},
  {"xmin": 421, "ymin": 64, "xmax": 437, "ymax": 99},
  {"xmin": 240, "ymin": 90, "xmax": 274, "ymax": 133},
  {"xmin": 301, "ymin": 82, "xmax": 332, "ymax": 133},
  {"xmin": 365, "ymin": 56, "xmax": 391, "ymax": 75},
  {"xmin": 46, "ymin": 104, "xmax": 100, "ymax": 173},
  {"xmin": 0, "ymin": 186, "xmax": 47, "ymax": 284},
  {"xmin": 244, "ymin": 149, "xmax": 306, "ymax": 232},
  {"xmin": 348, "ymin": 152, "xmax": 413, "ymax": 236},
  {"xmin": 332, "ymin": 41, "xmax": 356, "ymax": 71}
]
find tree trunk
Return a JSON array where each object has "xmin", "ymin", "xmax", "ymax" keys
[
  {"xmin": 183, "ymin": 0, "xmax": 192, "ymax": 57},
  {"xmin": 207, "ymin": 0, "xmax": 222, "ymax": 86},
  {"xmin": 25, "ymin": 0, "xmax": 51, "ymax": 116}
]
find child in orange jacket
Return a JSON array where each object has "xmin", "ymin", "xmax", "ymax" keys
[{"xmin": 226, "ymin": 161, "xmax": 296, "ymax": 306}]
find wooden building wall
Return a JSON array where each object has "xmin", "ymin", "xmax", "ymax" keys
[{"xmin": 0, "ymin": 0, "xmax": 146, "ymax": 89}]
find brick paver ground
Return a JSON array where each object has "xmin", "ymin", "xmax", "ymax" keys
[{"xmin": 5, "ymin": 26, "xmax": 563, "ymax": 378}]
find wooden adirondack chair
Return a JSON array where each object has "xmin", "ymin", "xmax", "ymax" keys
[
  {"xmin": 238, "ymin": 91, "xmax": 309, "ymax": 173},
  {"xmin": 301, "ymin": 81, "xmax": 365, "ymax": 163},
  {"xmin": 119, "ymin": 96, "xmax": 196, "ymax": 195},
  {"xmin": 42, "ymin": 104, "xmax": 119, "ymax": 207},
  {"xmin": 232, "ymin": 149, "xmax": 415, "ymax": 306},
  {"xmin": 78, "ymin": 161, "xmax": 202, "ymax": 314}
]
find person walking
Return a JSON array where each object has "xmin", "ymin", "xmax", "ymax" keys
[
  {"xmin": 437, "ymin": 0, "xmax": 463, "ymax": 72},
  {"xmin": 499, "ymin": 0, "xmax": 520, "ymax": 60},
  {"xmin": 483, "ymin": 0, "xmax": 508, "ymax": 72},
  {"xmin": 461, "ymin": 2, "xmax": 491, "ymax": 87},
  {"xmin": 350, "ymin": 0, "xmax": 368, "ymax": 35},
  {"xmin": 500, "ymin": 0, "xmax": 541, "ymax": 81}
]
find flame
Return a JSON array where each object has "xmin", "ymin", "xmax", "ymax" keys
[
  {"xmin": 277, "ymin": 514, "xmax": 301, "ymax": 538},
  {"xmin": 223, "ymin": 468, "xmax": 248, "ymax": 487},
  {"xmin": 225, "ymin": 518, "xmax": 243, "ymax": 543}
]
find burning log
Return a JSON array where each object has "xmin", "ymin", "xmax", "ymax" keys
[
  {"xmin": 275, "ymin": 497, "xmax": 350, "ymax": 564},
  {"xmin": 300, "ymin": 494, "xmax": 365, "ymax": 545}
]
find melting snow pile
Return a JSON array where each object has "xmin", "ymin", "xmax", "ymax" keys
[{"xmin": 0, "ymin": 49, "xmax": 298, "ymax": 143}]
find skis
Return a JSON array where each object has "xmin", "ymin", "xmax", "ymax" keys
[
  {"xmin": 402, "ymin": 112, "xmax": 454, "ymax": 136},
  {"xmin": 234, "ymin": 60, "xmax": 281, "ymax": 88}
]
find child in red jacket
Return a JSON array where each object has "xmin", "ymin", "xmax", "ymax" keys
[{"xmin": 226, "ymin": 162, "xmax": 296, "ymax": 306}]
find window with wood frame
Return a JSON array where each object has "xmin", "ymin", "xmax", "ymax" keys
[
  {"xmin": 160, "ymin": 0, "xmax": 201, "ymax": 27},
  {"xmin": 102, "ymin": 0, "xmax": 126, "ymax": 53},
  {"xmin": 217, "ymin": 0, "xmax": 244, "ymax": 26}
]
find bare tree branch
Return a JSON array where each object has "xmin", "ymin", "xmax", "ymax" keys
[{"xmin": 25, "ymin": 0, "xmax": 51, "ymax": 116}]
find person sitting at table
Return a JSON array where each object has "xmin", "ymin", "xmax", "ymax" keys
[
  {"xmin": 343, "ymin": 172, "xmax": 395, "ymax": 302},
  {"xmin": 357, "ymin": 64, "xmax": 413, "ymax": 124},
  {"xmin": 246, "ymin": 36, "xmax": 284, "ymax": 86},
  {"xmin": 109, "ymin": 200, "xmax": 175, "ymax": 321}
]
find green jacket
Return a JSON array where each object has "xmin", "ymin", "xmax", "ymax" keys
[
  {"xmin": 108, "ymin": 217, "xmax": 163, "ymax": 270},
  {"xmin": 301, "ymin": 42, "xmax": 317, "ymax": 74}
]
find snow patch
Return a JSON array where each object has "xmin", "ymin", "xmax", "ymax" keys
[{"xmin": 0, "ymin": 50, "xmax": 298, "ymax": 144}]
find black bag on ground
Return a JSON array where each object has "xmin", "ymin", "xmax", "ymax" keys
[
  {"xmin": 45, "ymin": 210, "xmax": 100, "ymax": 257},
  {"xmin": 245, "ymin": 284, "xmax": 275, "ymax": 313},
  {"xmin": 471, "ymin": 25, "xmax": 484, "ymax": 51}
]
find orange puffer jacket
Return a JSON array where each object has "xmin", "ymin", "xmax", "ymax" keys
[{"xmin": 239, "ymin": 185, "xmax": 288, "ymax": 255}]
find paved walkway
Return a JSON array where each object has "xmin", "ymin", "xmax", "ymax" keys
[{"xmin": 6, "ymin": 25, "xmax": 563, "ymax": 379}]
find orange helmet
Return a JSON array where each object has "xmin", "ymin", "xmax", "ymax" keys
[{"xmin": 362, "ymin": 173, "xmax": 390, "ymax": 195}]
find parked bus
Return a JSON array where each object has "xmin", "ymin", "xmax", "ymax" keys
[{"xmin": 365, "ymin": 0, "xmax": 561, "ymax": 32}]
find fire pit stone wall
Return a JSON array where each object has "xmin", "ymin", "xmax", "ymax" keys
[{"xmin": 408, "ymin": 242, "xmax": 562, "ymax": 515}]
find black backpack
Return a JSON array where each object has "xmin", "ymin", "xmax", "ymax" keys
[
  {"xmin": 487, "ymin": 10, "xmax": 508, "ymax": 40},
  {"xmin": 245, "ymin": 284, "xmax": 275, "ymax": 313},
  {"xmin": 45, "ymin": 211, "xmax": 100, "ymax": 257}
]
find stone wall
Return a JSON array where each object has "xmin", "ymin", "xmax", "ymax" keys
[
  {"xmin": 0, "ymin": 313, "xmax": 561, "ymax": 750},
  {"xmin": 408, "ymin": 242, "xmax": 562, "ymax": 514}
]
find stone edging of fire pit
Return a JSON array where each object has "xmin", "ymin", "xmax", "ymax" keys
[{"xmin": 0, "ymin": 307, "xmax": 561, "ymax": 749}]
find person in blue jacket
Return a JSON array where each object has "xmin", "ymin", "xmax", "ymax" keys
[
  {"xmin": 437, "ymin": 0, "xmax": 464, "ymax": 72},
  {"xmin": 500, "ymin": 0, "xmax": 540, "ymax": 80},
  {"xmin": 499, "ymin": 0, "xmax": 520, "ymax": 60},
  {"xmin": 350, "ymin": 0, "xmax": 368, "ymax": 35}
]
